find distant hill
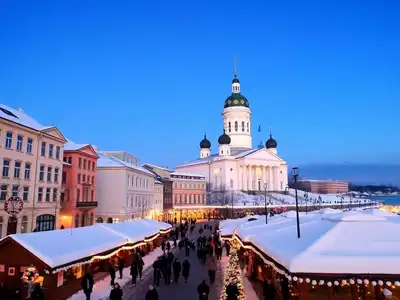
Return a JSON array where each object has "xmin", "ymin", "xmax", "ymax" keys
[{"xmin": 291, "ymin": 163, "xmax": 400, "ymax": 187}]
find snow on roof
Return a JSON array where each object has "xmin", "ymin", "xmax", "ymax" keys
[
  {"xmin": 171, "ymin": 172, "xmax": 206, "ymax": 178},
  {"xmin": 142, "ymin": 163, "xmax": 171, "ymax": 172},
  {"xmin": 63, "ymin": 138, "xmax": 89, "ymax": 151},
  {"xmin": 0, "ymin": 104, "xmax": 50, "ymax": 131},
  {"xmin": 97, "ymin": 152, "xmax": 154, "ymax": 175},
  {"xmin": 7, "ymin": 220, "xmax": 171, "ymax": 269},
  {"xmin": 220, "ymin": 209, "xmax": 400, "ymax": 275}
]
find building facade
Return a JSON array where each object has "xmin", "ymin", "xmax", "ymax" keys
[
  {"xmin": 96, "ymin": 152, "xmax": 156, "ymax": 222},
  {"xmin": 175, "ymin": 73, "xmax": 288, "ymax": 199},
  {"xmin": 59, "ymin": 141, "xmax": 99, "ymax": 229},
  {"xmin": 142, "ymin": 164, "xmax": 173, "ymax": 221},
  {"xmin": 151, "ymin": 180, "xmax": 164, "ymax": 220},
  {"xmin": 171, "ymin": 172, "xmax": 207, "ymax": 207},
  {"xmin": 296, "ymin": 180, "xmax": 349, "ymax": 194},
  {"xmin": 0, "ymin": 105, "xmax": 67, "ymax": 237}
]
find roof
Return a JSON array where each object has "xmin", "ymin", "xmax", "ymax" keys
[
  {"xmin": 5, "ymin": 219, "xmax": 171, "ymax": 269},
  {"xmin": 63, "ymin": 139, "xmax": 90, "ymax": 151},
  {"xmin": 171, "ymin": 172, "xmax": 206, "ymax": 178},
  {"xmin": 220, "ymin": 209, "xmax": 400, "ymax": 275},
  {"xmin": 97, "ymin": 152, "xmax": 154, "ymax": 175},
  {"xmin": 142, "ymin": 163, "xmax": 172, "ymax": 172}
]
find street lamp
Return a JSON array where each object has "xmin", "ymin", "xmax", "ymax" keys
[
  {"xmin": 264, "ymin": 182, "xmax": 268, "ymax": 224},
  {"xmin": 340, "ymin": 195, "xmax": 344, "ymax": 210},
  {"xmin": 292, "ymin": 167, "xmax": 301, "ymax": 239}
]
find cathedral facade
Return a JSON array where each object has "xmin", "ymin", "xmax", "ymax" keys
[{"xmin": 175, "ymin": 73, "xmax": 288, "ymax": 193}]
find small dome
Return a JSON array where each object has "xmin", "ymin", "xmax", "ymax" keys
[
  {"xmin": 200, "ymin": 134, "xmax": 211, "ymax": 149},
  {"xmin": 218, "ymin": 130, "xmax": 231, "ymax": 145},
  {"xmin": 224, "ymin": 93, "xmax": 249, "ymax": 108},
  {"xmin": 232, "ymin": 77, "xmax": 240, "ymax": 84},
  {"xmin": 266, "ymin": 134, "xmax": 277, "ymax": 149}
]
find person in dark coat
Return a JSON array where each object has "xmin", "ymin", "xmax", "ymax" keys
[
  {"xmin": 10, "ymin": 288, "xmax": 22, "ymax": 300},
  {"xmin": 109, "ymin": 282, "xmax": 123, "ymax": 300},
  {"xmin": 185, "ymin": 242, "xmax": 191, "ymax": 257},
  {"xmin": 226, "ymin": 281, "xmax": 239, "ymax": 300},
  {"xmin": 29, "ymin": 284, "xmax": 44, "ymax": 300},
  {"xmin": 182, "ymin": 258, "xmax": 190, "ymax": 283},
  {"xmin": 153, "ymin": 257, "xmax": 161, "ymax": 286},
  {"xmin": 109, "ymin": 261, "xmax": 116, "ymax": 286},
  {"xmin": 145, "ymin": 285, "xmax": 159, "ymax": 300},
  {"xmin": 161, "ymin": 241, "xmax": 166, "ymax": 253},
  {"xmin": 172, "ymin": 258, "xmax": 182, "ymax": 283},
  {"xmin": 81, "ymin": 272, "xmax": 94, "ymax": 300},
  {"xmin": 166, "ymin": 241, "xmax": 171, "ymax": 252},
  {"xmin": 130, "ymin": 260, "xmax": 138, "ymax": 285},
  {"xmin": 197, "ymin": 279, "xmax": 210, "ymax": 300},
  {"xmin": 0, "ymin": 282, "xmax": 8, "ymax": 300},
  {"xmin": 118, "ymin": 257, "xmax": 124, "ymax": 279},
  {"xmin": 224, "ymin": 240, "xmax": 231, "ymax": 256},
  {"xmin": 263, "ymin": 278, "xmax": 276, "ymax": 300},
  {"xmin": 137, "ymin": 254, "xmax": 145, "ymax": 280}
]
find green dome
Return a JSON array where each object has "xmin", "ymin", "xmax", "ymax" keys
[{"xmin": 224, "ymin": 93, "xmax": 249, "ymax": 108}]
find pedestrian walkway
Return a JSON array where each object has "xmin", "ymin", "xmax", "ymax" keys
[{"xmin": 122, "ymin": 221, "xmax": 226, "ymax": 300}]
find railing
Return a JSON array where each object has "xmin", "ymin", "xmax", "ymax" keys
[{"xmin": 76, "ymin": 201, "xmax": 98, "ymax": 208}]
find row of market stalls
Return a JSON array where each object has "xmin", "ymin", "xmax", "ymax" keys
[
  {"xmin": 220, "ymin": 208, "xmax": 400, "ymax": 300},
  {"xmin": 0, "ymin": 219, "xmax": 171, "ymax": 299}
]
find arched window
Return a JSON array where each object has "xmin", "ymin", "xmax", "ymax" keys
[
  {"xmin": 228, "ymin": 122, "xmax": 231, "ymax": 132},
  {"xmin": 247, "ymin": 122, "xmax": 249, "ymax": 132},
  {"xmin": 21, "ymin": 216, "xmax": 28, "ymax": 233},
  {"xmin": 242, "ymin": 121, "xmax": 245, "ymax": 132},
  {"xmin": 75, "ymin": 214, "xmax": 80, "ymax": 228},
  {"xmin": 36, "ymin": 214, "xmax": 55, "ymax": 232},
  {"xmin": 0, "ymin": 216, "xmax": 3, "ymax": 239},
  {"xmin": 96, "ymin": 217, "xmax": 103, "ymax": 223},
  {"xmin": 77, "ymin": 174, "xmax": 81, "ymax": 184},
  {"xmin": 107, "ymin": 217, "xmax": 113, "ymax": 223},
  {"xmin": 135, "ymin": 177, "xmax": 138, "ymax": 187},
  {"xmin": 90, "ymin": 213, "xmax": 94, "ymax": 225},
  {"xmin": 235, "ymin": 121, "xmax": 238, "ymax": 131}
]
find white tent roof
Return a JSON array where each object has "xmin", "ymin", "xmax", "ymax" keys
[
  {"xmin": 7, "ymin": 220, "xmax": 171, "ymax": 269},
  {"xmin": 220, "ymin": 209, "xmax": 400, "ymax": 275}
]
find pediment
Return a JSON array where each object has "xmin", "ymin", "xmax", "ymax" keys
[
  {"xmin": 80, "ymin": 145, "xmax": 99, "ymax": 158},
  {"xmin": 40, "ymin": 126, "xmax": 67, "ymax": 142},
  {"xmin": 239, "ymin": 148, "xmax": 285, "ymax": 162}
]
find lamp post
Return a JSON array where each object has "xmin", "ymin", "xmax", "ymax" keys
[
  {"xmin": 231, "ymin": 191, "xmax": 234, "ymax": 219},
  {"xmin": 292, "ymin": 167, "xmax": 301, "ymax": 239},
  {"xmin": 340, "ymin": 195, "xmax": 344, "ymax": 209},
  {"xmin": 304, "ymin": 193, "xmax": 308, "ymax": 214},
  {"xmin": 264, "ymin": 182, "xmax": 268, "ymax": 224}
]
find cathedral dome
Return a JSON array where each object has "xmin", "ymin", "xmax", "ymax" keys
[
  {"xmin": 266, "ymin": 134, "xmax": 277, "ymax": 149},
  {"xmin": 224, "ymin": 93, "xmax": 249, "ymax": 108},
  {"xmin": 200, "ymin": 134, "xmax": 211, "ymax": 149},
  {"xmin": 218, "ymin": 130, "xmax": 231, "ymax": 145}
]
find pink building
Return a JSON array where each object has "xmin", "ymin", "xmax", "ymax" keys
[{"xmin": 59, "ymin": 141, "xmax": 98, "ymax": 229}]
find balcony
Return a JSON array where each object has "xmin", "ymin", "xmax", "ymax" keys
[{"xmin": 76, "ymin": 201, "xmax": 98, "ymax": 208}]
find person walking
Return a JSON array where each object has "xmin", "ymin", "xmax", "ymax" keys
[
  {"xmin": 152, "ymin": 257, "xmax": 161, "ymax": 287},
  {"xmin": 224, "ymin": 240, "xmax": 231, "ymax": 256},
  {"xmin": 81, "ymin": 272, "xmax": 94, "ymax": 300},
  {"xmin": 207, "ymin": 259, "xmax": 217, "ymax": 285},
  {"xmin": 145, "ymin": 285, "xmax": 159, "ymax": 300},
  {"xmin": 185, "ymin": 241, "xmax": 191, "ymax": 257},
  {"xmin": 130, "ymin": 259, "xmax": 138, "ymax": 285},
  {"xmin": 137, "ymin": 254, "xmax": 145, "ymax": 280},
  {"xmin": 226, "ymin": 281, "xmax": 239, "ymax": 300},
  {"xmin": 109, "ymin": 282, "xmax": 123, "ymax": 300},
  {"xmin": 263, "ymin": 278, "xmax": 276, "ymax": 300},
  {"xmin": 182, "ymin": 258, "xmax": 190, "ymax": 283},
  {"xmin": 118, "ymin": 256, "xmax": 124, "ymax": 279},
  {"xmin": 197, "ymin": 279, "xmax": 210, "ymax": 300},
  {"xmin": 172, "ymin": 258, "xmax": 181, "ymax": 283},
  {"xmin": 109, "ymin": 260, "xmax": 116, "ymax": 286}
]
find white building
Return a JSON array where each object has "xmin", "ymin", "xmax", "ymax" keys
[
  {"xmin": 0, "ymin": 105, "xmax": 67, "ymax": 236},
  {"xmin": 95, "ymin": 151, "xmax": 157, "ymax": 222},
  {"xmin": 175, "ymin": 73, "xmax": 288, "ymax": 196},
  {"xmin": 152, "ymin": 180, "xmax": 164, "ymax": 220}
]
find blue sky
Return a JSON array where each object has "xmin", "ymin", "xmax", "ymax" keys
[{"xmin": 0, "ymin": 1, "xmax": 399, "ymax": 168}]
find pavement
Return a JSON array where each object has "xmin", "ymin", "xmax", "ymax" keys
[{"xmin": 122, "ymin": 221, "xmax": 228, "ymax": 300}]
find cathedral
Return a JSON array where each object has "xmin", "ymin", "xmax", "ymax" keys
[{"xmin": 175, "ymin": 72, "xmax": 288, "ymax": 193}]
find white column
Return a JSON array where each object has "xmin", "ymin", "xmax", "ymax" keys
[
  {"xmin": 269, "ymin": 166, "xmax": 274, "ymax": 191},
  {"xmin": 249, "ymin": 166, "xmax": 253, "ymax": 190},
  {"xmin": 262, "ymin": 166, "xmax": 266, "ymax": 188},
  {"xmin": 243, "ymin": 165, "xmax": 247, "ymax": 191}
]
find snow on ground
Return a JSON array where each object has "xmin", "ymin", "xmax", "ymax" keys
[{"xmin": 68, "ymin": 245, "xmax": 167, "ymax": 300}]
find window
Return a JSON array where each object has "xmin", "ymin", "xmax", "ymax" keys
[
  {"xmin": 228, "ymin": 122, "xmax": 231, "ymax": 132},
  {"xmin": 21, "ymin": 216, "xmax": 28, "ymax": 233},
  {"xmin": 68, "ymin": 157, "xmax": 72, "ymax": 164},
  {"xmin": 2, "ymin": 159, "xmax": 10, "ymax": 177},
  {"xmin": 49, "ymin": 144, "xmax": 54, "ymax": 158},
  {"xmin": 91, "ymin": 190, "xmax": 94, "ymax": 201},
  {"xmin": 12, "ymin": 185, "xmax": 19, "ymax": 197},
  {"xmin": 16, "ymin": 135, "xmax": 23, "ymax": 151},
  {"xmin": 83, "ymin": 174, "xmax": 86, "ymax": 182},
  {"xmin": 0, "ymin": 217, "xmax": 2, "ymax": 239},
  {"xmin": 235, "ymin": 121, "xmax": 238, "ymax": 131},
  {"xmin": 24, "ymin": 163, "xmax": 31, "ymax": 179},
  {"xmin": 62, "ymin": 172, "xmax": 66, "ymax": 184},
  {"xmin": 36, "ymin": 214, "xmax": 55, "ymax": 232},
  {"xmin": 77, "ymin": 189, "xmax": 80, "ymax": 202},
  {"xmin": 27, "ymin": 138, "xmax": 33, "ymax": 153},
  {"xmin": 75, "ymin": 214, "xmax": 79, "ymax": 228},
  {"xmin": 14, "ymin": 161, "xmax": 21, "ymax": 178},
  {"xmin": 78, "ymin": 158, "xmax": 82, "ymax": 168},
  {"xmin": 38, "ymin": 187, "xmax": 43, "ymax": 201},
  {"xmin": 0, "ymin": 185, "xmax": 7, "ymax": 200},
  {"xmin": 53, "ymin": 188, "xmax": 58, "ymax": 202},
  {"xmin": 77, "ymin": 174, "xmax": 81, "ymax": 184},
  {"xmin": 83, "ymin": 159, "xmax": 87, "ymax": 169},
  {"xmin": 92, "ymin": 161, "xmax": 95, "ymax": 171},
  {"xmin": 54, "ymin": 168, "xmax": 59, "ymax": 183},
  {"xmin": 230, "ymin": 179, "xmax": 234, "ymax": 188},
  {"xmin": 39, "ymin": 166, "xmax": 44, "ymax": 181},
  {"xmin": 55, "ymin": 146, "xmax": 61, "ymax": 160},
  {"xmin": 47, "ymin": 167, "xmax": 52, "ymax": 182},
  {"xmin": 87, "ymin": 175, "xmax": 91, "ymax": 184},
  {"xmin": 23, "ymin": 187, "xmax": 29, "ymax": 201},
  {"xmin": 242, "ymin": 121, "xmax": 245, "ymax": 132},
  {"xmin": 90, "ymin": 213, "xmax": 94, "ymax": 225},
  {"xmin": 247, "ymin": 122, "xmax": 249, "ymax": 132},
  {"xmin": 45, "ymin": 188, "xmax": 50, "ymax": 201},
  {"xmin": 5, "ymin": 132, "xmax": 12, "ymax": 149},
  {"xmin": 41, "ymin": 142, "xmax": 46, "ymax": 156}
]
